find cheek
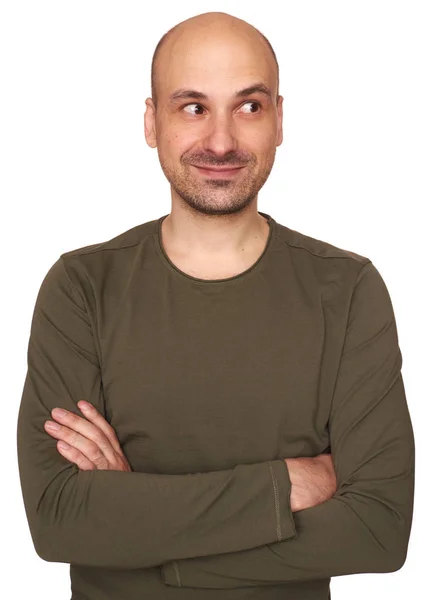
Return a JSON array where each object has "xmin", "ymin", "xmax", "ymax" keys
[
  {"xmin": 159, "ymin": 127, "xmax": 196, "ymax": 159},
  {"xmin": 156, "ymin": 137, "xmax": 183, "ymax": 169},
  {"xmin": 242, "ymin": 122, "xmax": 277, "ymax": 151}
]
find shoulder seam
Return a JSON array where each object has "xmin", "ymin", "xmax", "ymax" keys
[
  {"xmin": 59, "ymin": 256, "xmax": 104, "ymax": 369},
  {"xmin": 59, "ymin": 256, "xmax": 85, "ymax": 302},
  {"xmin": 282, "ymin": 239, "xmax": 368, "ymax": 263},
  {"xmin": 61, "ymin": 238, "xmax": 145, "ymax": 259},
  {"xmin": 339, "ymin": 259, "xmax": 374, "ymax": 355}
]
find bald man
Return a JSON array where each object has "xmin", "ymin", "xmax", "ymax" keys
[{"xmin": 17, "ymin": 11, "xmax": 414, "ymax": 600}]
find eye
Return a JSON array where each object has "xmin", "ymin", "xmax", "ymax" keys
[
  {"xmin": 183, "ymin": 103, "xmax": 206, "ymax": 115},
  {"xmin": 241, "ymin": 100, "xmax": 260, "ymax": 114}
]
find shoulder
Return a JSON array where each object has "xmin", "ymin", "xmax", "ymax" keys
[
  {"xmin": 275, "ymin": 220, "xmax": 370, "ymax": 267},
  {"xmin": 56, "ymin": 217, "xmax": 161, "ymax": 295},
  {"xmin": 59, "ymin": 218, "xmax": 159, "ymax": 260},
  {"xmin": 273, "ymin": 220, "xmax": 375, "ymax": 303}
]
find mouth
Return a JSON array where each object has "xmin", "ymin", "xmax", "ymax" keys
[{"xmin": 192, "ymin": 165, "xmax": 245, "ymax": 178}]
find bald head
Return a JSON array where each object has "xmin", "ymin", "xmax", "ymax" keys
[{"xmin": 150, "ymin": 12, "xmax": 279, "ymax": 110}]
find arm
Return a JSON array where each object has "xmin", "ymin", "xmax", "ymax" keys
[
  {"xmin": 16, "ymin": 257, "xmax": 297, "ymax": 570},
  {"xmin": 161, "ymin": 261, "xmax": 415, "ymax": 588}
]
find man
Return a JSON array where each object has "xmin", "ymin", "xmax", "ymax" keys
[{"xmin": 17, "ymin": 10, "xmax": 415, "ymax": 600}]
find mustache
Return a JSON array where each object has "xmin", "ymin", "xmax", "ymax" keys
[{"xmin": 183, "ymin": 152, "xmax": 252, "ymax": 168}]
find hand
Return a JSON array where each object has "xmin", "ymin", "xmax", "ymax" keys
[
  {"xmin": 284, "ymin": 453, "xmax": 337, "ymax": 512},
  {"xmin": 44, "ymin": 401, "xmax": 132, "ymax": 472}
]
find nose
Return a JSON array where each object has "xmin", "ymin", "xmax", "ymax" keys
[{"xmin": 201, "ymin": 112, "xmax": 239, "ymax": 158}]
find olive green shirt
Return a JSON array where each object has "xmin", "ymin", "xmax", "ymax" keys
[{"xmin": 17, "ymin": 211, "xmax": 415, "ymax": 599}]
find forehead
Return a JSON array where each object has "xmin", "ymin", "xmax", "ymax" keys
[{"xmin": 158, "ymin": 29, "xmax": 276, "ymax": 100}]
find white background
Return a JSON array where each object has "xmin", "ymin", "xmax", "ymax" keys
[{"xmin": 1, "ymin": 1, "xmax": 429, "ymax": 598}]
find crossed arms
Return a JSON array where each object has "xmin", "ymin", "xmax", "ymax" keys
[{"xmin": 16, "ymin": 256, "xmax": 415, "ymax": 588}]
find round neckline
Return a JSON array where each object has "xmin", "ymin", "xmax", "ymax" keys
[{"xmin": 154, "ymin": 210, "xmax": 276, "ymax": 285}]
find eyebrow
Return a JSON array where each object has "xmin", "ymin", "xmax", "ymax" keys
[{"xmin": 169, "ymin": 83, "xmax": 273, "ymax": 103}]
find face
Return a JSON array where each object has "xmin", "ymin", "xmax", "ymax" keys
[{"xmin": 144, "ymin": 24, "xmax": 283, "ymax": 216}]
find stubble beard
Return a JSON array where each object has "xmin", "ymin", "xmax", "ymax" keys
[{"xmin": 160, "ymin": 155, "xmax": 275, "ymax": 217}]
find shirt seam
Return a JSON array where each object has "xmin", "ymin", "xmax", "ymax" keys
[
  {"xmin": 60, "ymin": 222, "xmax": 160, "ymax": 259},
  {"xmin": 61, "ymin": 238, "xmax": 144, "ymax": 259},
  {"xmin": 267, "ymin": 461, "xmax": 283, "ymax": 542},
  {"xmin": 327, "ymin": 260, "xmax": 373, "ymax": 417},
  {"xmin": 59, "ymin": 256, "xmax": 86, "ymax": 301},
  {"xmin": 282, "ymin": 239, "xmax": 369, "ymax": 263},
  {"xmin": 59, "ymin": 256, "xmax": 104, "ymax": 374},
  {"xmin": 172, "ymin": 560, "xmax": 182, "ymax": 587}
]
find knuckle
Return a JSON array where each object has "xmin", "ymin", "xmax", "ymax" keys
[
  {"xmin": 108, "ymin": 425, "xmax": 117, "ymax": 438},
  {"xmin": 97, "ymin": 434, "xmax": 111, "ymax": 450},
  {"xmin": 114, "ymin": 456, "xmax": 125, "ymax": 470},
  {"xmin": 67, "ymin": 411, "xmax": 78, "ymax": 423},
  {"xmin": 69, "ymin": 432, "xmax": 80, "ymax": 446},
  {"xmin": 89, "ymin": 445, "xmax": 104, "ymax": 463},
  {"xmin": 114, "ymin": 451, "xmax": 124, "ymax": 463},
  {"xmin": 77, "ymin": 456, "xmax": 92, "ymax": 470}
]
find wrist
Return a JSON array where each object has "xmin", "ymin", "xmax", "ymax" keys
[{"xmin": 284, "ymin": 458, "xmax": 306, "ymax": 512}]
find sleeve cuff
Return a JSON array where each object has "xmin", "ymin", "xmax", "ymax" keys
[
  {"xmin": 161, "ymin": 561, "xmax": 182, "ymax": 587},
  {"xmin": 268, "ymin": 458, "xmax": 297, "ymax": 542},
  {"xmin": 161, "ymin": 459, "xmax": 297, "ymax": 587}
]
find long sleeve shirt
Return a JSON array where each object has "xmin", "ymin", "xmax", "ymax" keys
[{"xmin": 16, "ymin": 210, "xmax": 415, "ymax": 600}]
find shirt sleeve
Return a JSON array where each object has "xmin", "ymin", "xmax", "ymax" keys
[
  {"xmin": 160, "ymin": 261, "xmax": 415, "ymax": 588},
  {"xmin": 16, "ymin": 256, "xmax": 297, "ymax": 570}
]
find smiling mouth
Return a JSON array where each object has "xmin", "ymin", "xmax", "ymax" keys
[
  {"xmin": 193, "ymin": 165, "xmax": 243, "ymax": 171},
  {"xmin": 192, "ymin": 165, "xmax": 245, "ymax": 178}
]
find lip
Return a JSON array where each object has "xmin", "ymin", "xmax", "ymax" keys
[{"xmin": 192, "ymin": 165, "xmax": 245, "ymax": 178}]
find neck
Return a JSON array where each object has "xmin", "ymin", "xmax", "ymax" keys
[{"xmin": 161, "ymin": 206, "xmax": 269, "ymax": 257}]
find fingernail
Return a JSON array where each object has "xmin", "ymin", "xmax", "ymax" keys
[
  {"xmin": 58, "ymin": 441, "xmax": 69, "ymax": 449},
  {"xmin": 79, "ymin": 401, "xmax": 91, "ymax": 410},
  {"xmin": 52, "ymin": 408, "xmax": 67, "ymax": 418},
  {"xmin": 46, "ymin": 421, "xmax": 60, "ymax": 430}
]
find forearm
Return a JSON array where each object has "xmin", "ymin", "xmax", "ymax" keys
[
  {"xmin": 17, "ymin": 257, "xmax": 297, "ymax": 569},
  {"xmin": 162, "ymin": 496, "xmax": 413, "ymax": 588},
  {"xmin": 161, "ymin": 374, "xmax": 415, "ymax": 587},
  {"xmin": 19, "ymin": 375, "xmax": 297, "ymax": 569},
  {"xmin": 18, "ymin": 370, "xmax": 296, "ymax": 569},
  {"xmin": 160, "ymin": 262, "xmax": 416, "ymax": 587},
  {"xmin": 19, "ymin": 461, "xmax": 294, "ymax": 569}
]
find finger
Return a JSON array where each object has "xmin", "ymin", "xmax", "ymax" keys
[
  {"xmin": 46, "ymin": 412, "xmax": 116, "ymax": 468},
  {"xmin": 77, "ymin": 401, "xmax": 123, "ymax": 454},
  {"xmin": 51, "ymin": 407, "xmax": 117, "ymax": 459},
  {"xmin": 46, "ymin": 422, "xmax": 109, "ymax": 469},
  {"xmin": 56, "ymin": 440, "xmax": 96, "ymax": 471}
]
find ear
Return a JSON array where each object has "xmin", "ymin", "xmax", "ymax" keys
[
  {"xmin": 276, "ymin": 95, "xmax": 283, "ymax": 147},
  {"xmin": 144, "ymin": 98, "xmax": 157, "ymax": 148}
]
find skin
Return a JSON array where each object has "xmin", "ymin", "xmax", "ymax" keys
[
  {"xmin": 144, "ymin": 11, "xmax": 284, "ymax": 279},
  {"xmin": 44, "ymin": 402, "xmax": 132, "ymax": 472},
  {"xmin": 44, "ymin": 11, "xmax": 338, "ymax": 508}
]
